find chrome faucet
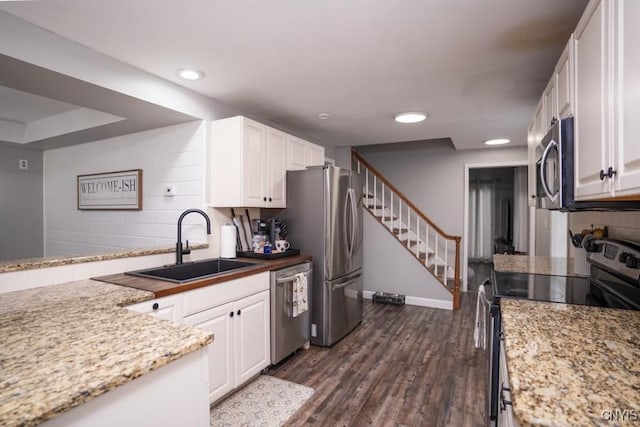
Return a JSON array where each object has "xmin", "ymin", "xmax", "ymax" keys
[{"xmin": 176, "ymin": 209, "xmax": 211, "ymax": 264}]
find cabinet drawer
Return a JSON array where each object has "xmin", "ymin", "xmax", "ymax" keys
[
  {"xmin": 126, "ymin": 295, "xmax": 180, "ymax": 322},
  {"xmin": 182, "ymin": 272, "xmax": 269, "ymax": 317}
]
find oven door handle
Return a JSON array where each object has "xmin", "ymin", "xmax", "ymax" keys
[{"xmin": 539, "ymin": 139, "xmax": 559, "ymax": 202}]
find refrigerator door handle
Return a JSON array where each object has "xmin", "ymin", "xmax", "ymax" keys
[
  {"xmin": 331, "ymin": 274, "xmax": 362, "ymax": 290},
  {"xmin": 343, "ymin": 189, "xmax": 352, "ymax": 256},
  {"xmin": 348, "ymin": 188, "xmax": 357, "ymax": 258}
]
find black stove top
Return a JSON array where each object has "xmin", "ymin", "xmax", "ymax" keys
[{"xmin": 492, "ymin": 238, "xmax": 640, "ymax": 310}]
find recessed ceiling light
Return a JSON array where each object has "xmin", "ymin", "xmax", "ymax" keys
[
  {"xmin": 317, "ymin": 113, "xmax": 331, "ymax": 120},
  {"xmin": 394, "ymin": 112, "xmax": 427, "ymax": 123},
  {"xmin": 484, "ymin": 138, "xmax": 511, "ymax": 146},
  {"xmin": 177, "ymin": 68, "xmax": 205, "ymax": 80}
]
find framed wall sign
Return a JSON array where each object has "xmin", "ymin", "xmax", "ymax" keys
[{"xmin": 77, "ymin": 169, "xmax": 142, "ymax": 210}]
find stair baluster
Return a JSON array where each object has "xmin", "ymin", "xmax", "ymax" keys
[{"xmin": 352, "ymin": 150, "xmax": 462, "ymax": 310}]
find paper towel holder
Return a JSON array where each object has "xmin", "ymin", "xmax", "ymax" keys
[{"xmin": 220, "ymin": 223, "xmax": 237, "ymax": 259}]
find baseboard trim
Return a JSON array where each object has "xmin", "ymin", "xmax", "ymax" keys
[{"xmin": 363, "ymin": 290, "xmax": 452, "ymax": 310}]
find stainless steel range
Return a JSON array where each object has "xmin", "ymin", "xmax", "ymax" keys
[{"xmin": 488, "ymin": 238, "xmax": 640, "ymax": 424}]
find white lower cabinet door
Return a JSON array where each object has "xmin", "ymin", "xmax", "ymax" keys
[
  {"xmin": 234, "ymin": 290, "xmax": 271, "ymax": 385},
  {"xmin": 184, "ymin": 301, "xmax": 234, "ymax": 403}
]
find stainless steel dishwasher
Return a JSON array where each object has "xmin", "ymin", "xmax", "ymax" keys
[{"xmin": 270, "ymin": 261, "xmax": 312, "ymax": 365}]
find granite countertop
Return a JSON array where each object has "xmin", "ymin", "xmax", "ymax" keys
[
  {"xmin": 493, "ymin": 254, "xmax": 586, "ymax": 277},
  {"xmin": 500, "ymin": 298, "xmax": 640, "ymax": 426},
  {"xmin": 0, "ymin": 243, "xmax": 208, "ymax": 273},
  {"xmin": 0, "ymin": 280, "xmax": 213, "ymax": 427}
]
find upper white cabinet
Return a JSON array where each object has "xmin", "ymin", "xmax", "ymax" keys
[
  {"xmin": 210, "ymin": 116, "xmax": 285, "ymax": 208},
  {"xmin": 307, "ymin": 143, "xmax": 325, "ymax": 167},
  {"xmin": 286, "ymin": 135, "xmax": 325, "ymax": 171},
  {"xmin": 574, "ymin": 0, "xmax": 640, "ymax": 200},
  {"xmin": 574, "ymin": 0, "xmax": 611, "ymax": 200},
  {"xmin": 210, "ymin": 116, "xmax": 325, "ymax": 207},
  {"xmin": 612, "ymin": 0, "xmax": 640, "ymax": 197},
  {"xmin": 556, "ymin": 38, "xmax": 574, "ymax": 120}
]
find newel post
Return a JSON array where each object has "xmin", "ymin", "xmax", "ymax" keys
[{"xmin": 453, "ymin": 236, "xmax": 461, "ymax": 310}]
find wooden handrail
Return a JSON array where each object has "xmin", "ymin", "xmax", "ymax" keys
[{"xmin": 352, "ymin": 150, "xmax": 461, "ymax": 242}]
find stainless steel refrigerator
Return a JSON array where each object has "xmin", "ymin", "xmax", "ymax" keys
[{"xmin": 277, "ymin": 165, "xmax": 363, "ymax": 346}]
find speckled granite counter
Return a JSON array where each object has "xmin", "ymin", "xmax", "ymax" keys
[
  {"xmin": 0, "ymin": 280, "xmax": 213, "ymax": 427},
  {"xmin": 493, "ymin": 254, "xmax": 586, "ymax": 277},
  {"xmin": 0, "ymin": 243, "xmax": 208, "ymax": 273},
  {"xmin": 501, "ymin": 298, "xmax": 640, "ymax": 426}
]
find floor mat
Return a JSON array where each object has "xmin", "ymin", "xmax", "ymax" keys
[{"xmin": 210, "ymin": 375, "xmax": 314, "ymax": 427}]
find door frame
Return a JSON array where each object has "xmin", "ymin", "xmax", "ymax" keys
[{"xmin": 463, "ymin": 160, "xmax": 528, "ymax": 292}]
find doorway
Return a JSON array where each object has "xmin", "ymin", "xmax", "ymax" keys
[{"xmin": 463, "ymin": 161, "xmax": 528, "ymax": 292}]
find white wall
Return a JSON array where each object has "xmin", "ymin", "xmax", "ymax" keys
[
  {"xmin": 363, "ymin": 213, "xmax": 452, "ymax": 308},
  {"xmin": 0, "ymin": 146, "xmax": 43, "ymax": 260},
  {"xmin": 357, "ymin": 143, "xmax": 527, "ymax": 239},
  {"xmin": 44, "ymin": 121, "xmax": 211, "ymax": 256}
]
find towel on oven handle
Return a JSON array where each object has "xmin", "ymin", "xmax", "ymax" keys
[{"xmin": 474, "ymin": 279, "xmax": 492, "ymax": 349}]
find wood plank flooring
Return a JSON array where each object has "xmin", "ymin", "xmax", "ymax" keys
[{"xmin": 267, "ymin": 292, "xmax": 487, "ymax": 426}]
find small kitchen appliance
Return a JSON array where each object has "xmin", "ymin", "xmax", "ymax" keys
[
  {"xmin": 488, "ymin": 238, "xmax": 640, "ymax": 424},
  {"xmin": 535, "ymin": 117, "xmax": 640, "ymax": 211}
]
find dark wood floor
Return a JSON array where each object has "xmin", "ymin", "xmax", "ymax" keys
[{"xmin": 267, "ymin": 292, "xmax": 488, "ymax": 427}]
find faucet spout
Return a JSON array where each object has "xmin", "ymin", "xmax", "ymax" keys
[{"xmin": 176, "ymin": 208, "xmax": 212, "ymax": 264}]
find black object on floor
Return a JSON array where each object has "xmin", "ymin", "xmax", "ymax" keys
[{"xmin": 372, "ymin": 292, "xmax": 405, "ymax": 305}]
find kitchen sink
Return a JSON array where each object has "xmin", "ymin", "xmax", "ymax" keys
[{"xmin": 125, "ymin": 258, "xmax": 258, "ymax": 283}]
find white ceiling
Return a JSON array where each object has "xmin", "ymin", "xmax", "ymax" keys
[{"xmin": 0, "ymin": 0, "xmax": 589, "ymax": 150}]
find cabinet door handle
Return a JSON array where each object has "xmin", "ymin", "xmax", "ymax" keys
[
  {"xmin": 152, "ymin": 303, "xmax": 159, "ymax": 310},
  {"xmin": 237, "ymin": 309, "xmax": 241, "ymax": 316},
  {"xmin": 268, "ymin": 197, "xmax": 272, "ymax": 202},
  {"xmin": 263, "ymin": 197, "xmax": 267, "ymax": 202},
  {"xmin": 600, "ymin": 169, "xmax": 606, "ymax": 181},
  {"xmin": 230, "ymin": 311, "xmax": 234, "ymax": 318},
  {"xmin": 607, "ymin": 167, "xmax": 617, "ymax": 179}
]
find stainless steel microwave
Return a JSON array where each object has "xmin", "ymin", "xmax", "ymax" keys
[{"xmin": 535, "ymin": 117, "xmax": 640, "ymax": 211}]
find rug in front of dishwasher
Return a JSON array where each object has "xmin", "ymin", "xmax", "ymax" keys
[{"xmin": 210, "ymin": 375, "xmax": 314, "ymax": 427}]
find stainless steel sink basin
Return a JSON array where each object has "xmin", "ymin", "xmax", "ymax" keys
[{"xmin": 125, "ymin": 258, "xmax": 258, "ymax": 283}]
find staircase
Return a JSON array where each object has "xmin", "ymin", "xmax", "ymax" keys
[{"xmin": 352, "ymin": 151, "xmax": 461, "ymax": 310}]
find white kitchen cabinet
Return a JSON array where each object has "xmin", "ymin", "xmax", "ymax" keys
[
  {"xmin": 286, "ymin": 135, "xmax": 308, "ymax": 170},
  {"xmin": 286, "ymin": 135, "xmax": 325, "ymax": 170},
  {"xmin": 210, "ymin": 116, "xmax": 286, "ymax": 208},
  {"xmin": 183, "ymin": 302, "xmax": 234, "ymax": 403},
  {"xmin": 181, "ymin": 272, "xmax": 271, "ymax": 404},
  {"xmin": 555, "ymin": 38, "xmax": 574, "ymax": 120},
  {"xmin": 266, "ymin": 127, "xmax": 287, "ymax": 207},
  {"xmin": 574, "ymin": 0, "xmax": 640, "ymax": 200},
  {"xmin": 574, "ymin": 0, "xmax": 611, "ymax": 200},
  {"xmin": 542, "ymin": 78, "xmax": 556, "ymax": 134},
  {"xmin": 233, "ymin": 290, "xmax": 270, "ymax": 385},
  {"xmin": 497, "ymin": 344, "xmax": 519, "ymax": 427},
  {"xmin": 612, "ymin": 0, "xmax": 640, "ymax": 197},
  {"xmin": 307, "ymin": 143, "xmax": 325, "ymax": 167},
  {"xmin": 126, "ymin": 294, "xmax": 181, "ymax": 322},
  {"xmin": 183, "ymin": 290, "xmax": 270, "ymax": 404}
]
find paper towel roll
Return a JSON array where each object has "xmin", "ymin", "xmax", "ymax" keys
[{"xmin": 220, "ymin": 224, "xmax": 237, "ymax": 258}]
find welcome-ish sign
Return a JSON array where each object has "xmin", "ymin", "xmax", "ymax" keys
[{"xmin": 77, "ymin": 169, "xmax": 142, "ymax": 210}]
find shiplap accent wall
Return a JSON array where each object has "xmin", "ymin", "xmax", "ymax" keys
[{"xmin": 43, "ymin": 120, "xmax": 209, "ymax": 256}]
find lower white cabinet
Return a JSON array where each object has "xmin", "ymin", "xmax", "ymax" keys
[
  {"xmin": 183, "ymin": 290, "xmax": 270, "ymax": 403},
  {"xmin": 126, "ymin": 272, "xmax": 271, "ymax": 405},
  {"xmin": 498, "ymin": 344, "xmax": 519, "ymax": 427},
  {"xmin": 126, "ymin": 294, "xmax": 181, "ymax": 322}
]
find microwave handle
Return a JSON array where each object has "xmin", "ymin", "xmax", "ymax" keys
[{"xmin": 539, "ymin": 139, "xmax": 559, "ymax": 202}]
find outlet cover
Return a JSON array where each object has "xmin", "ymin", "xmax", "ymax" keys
[{"xmin": 19, "ymin": 159, "xmax": 29, "ymax": 170}]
